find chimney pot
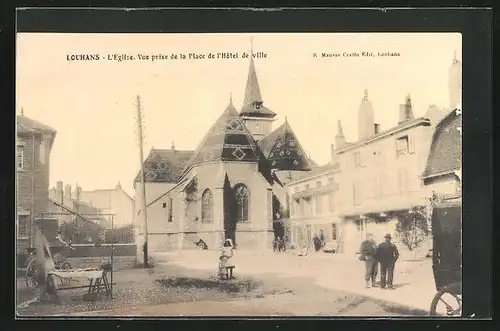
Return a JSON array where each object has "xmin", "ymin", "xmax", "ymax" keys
[
  {"xmin": 65, "ymin": 184, "xmax": 72, "ymax": 200},
  {"xmin": 398, "ymin": 104, "xmax": 407, "ymax": 124},
  {"xmin": 374, "ymin": 123, "xmax": 380, "ymax": 134},
  {"xmin": 330, "ymin": 143, "xmax": 337, "ymax": 164}
]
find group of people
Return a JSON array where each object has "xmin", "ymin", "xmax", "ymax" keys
[{"xmin": 359, "ymin": 233, "xmax": 400, "ymax": 290}]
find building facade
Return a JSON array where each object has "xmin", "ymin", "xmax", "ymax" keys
[
  {"xmin": 284, "ymin": 52, "xmax": 461, "ymax": 255},
  {"xmin": 16, "ymin": 114, "xmax": 57, "ymax": 254},
  {"xmin": 134, "ymin": 56, "xmax": 315, "ymax": 258},
  {"xmin": 79, "ymin": 182, "xmax": 135, "ymax": 227},
  {"xmin": 334, "ymin": 93, "xmax": 436, "ymax": 254},
  {"xmin": 287, "ymin": 162, "xmax": 341, "ymax": 250}
]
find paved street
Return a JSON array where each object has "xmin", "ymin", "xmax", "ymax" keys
[
  {"xmin": 16, "ymin": 249, "xmax": 435, "ymax": 317},
  {"xmin": 153, "ymin": 249, "xmax": 436, "ymax": 313}
]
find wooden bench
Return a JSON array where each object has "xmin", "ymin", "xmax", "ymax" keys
[{"xmin": 221, "ymin": 266, "xmax": 235, "ymax": 280}]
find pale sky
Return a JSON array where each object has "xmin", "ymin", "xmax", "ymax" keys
[{"xmin": 16, "ymin": 32, "xmax": 461, "ymax": 197}]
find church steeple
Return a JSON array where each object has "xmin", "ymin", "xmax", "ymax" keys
[
  {"xmin": 243, "ymin": 45, "xmax": 263, "ymax": 108},
  {"xmin": 239, "ymin": 37, "xmax": 277, "ymax": 141}
]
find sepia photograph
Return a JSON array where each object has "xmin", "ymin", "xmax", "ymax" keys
[{"xmin": 15, "ymin": 31, "xmax": 462, "ymax": 317}]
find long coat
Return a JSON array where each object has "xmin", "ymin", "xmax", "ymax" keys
[{"xmin": 376, "ymin": 241, "xmax": 400, "ymax": 265}]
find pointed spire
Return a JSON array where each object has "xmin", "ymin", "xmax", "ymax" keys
[
  {"xmin": 230, "ymin": 92, "xmax": 233, "ymax": 104},
  {"xmin": 363, "ymin": 89, "xmax": 369, "ymax": 101},
  {"xmin": 243, "ymin": 41, "xmax": 263, "ymax": 108}
]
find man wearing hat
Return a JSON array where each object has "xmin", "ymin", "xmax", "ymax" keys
[{"xmin": 376, "ymin": 233, "xmax": 400, "ymax": 289}]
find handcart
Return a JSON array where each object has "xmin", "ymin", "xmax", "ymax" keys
[
  {"xmin": 25, "ymin": 244, "xmax": 74, "ymax": 293},
  {"xmin": 27, "ymin": 226, "xmax": 114, "ymax": 302},
  {"xmin": 429, "ymin": 195, "xmax": 462, "ymax": 316}
]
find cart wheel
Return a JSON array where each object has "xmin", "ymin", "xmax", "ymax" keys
[
  {"xmin": 25, "ymin": 258, "xmax": 41, "ymax": 295},
  {"xmin": 429, "ymin": 282, "xmax": 462, "ymax": 316},
  {"xmin": 59, "ymin": 261, "xmax": 72, "ymax": 285}
]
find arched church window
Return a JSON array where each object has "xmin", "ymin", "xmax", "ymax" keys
[
  {"xmin": 233, "ymin": 184, "xmax": 250, "ymax": 222},
  {"xmin": 201, "ymin": 189, "xmax": 214, "ymax": 223}
]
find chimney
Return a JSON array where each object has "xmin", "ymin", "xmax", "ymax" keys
[
  {"xmin": 358, "ymin": 89, "xmax": 375, "ymax": 140},
  {"xmin": 56, "ymin": 181, "xmax": 64, "ymax": 203},
  {"xmin": 171, "ymin": 141, "xmax": 176, "ymax": 151},
  {"xmin": 335, "ymin": 120, "xmax": 347, "ymax": 150},
  {"xmin": 64, "ymin": 184, "xmax": 72, "ymax": 200},
  {"xmin": 330, "ymin": 143, "xmax": 337, "ymax": 165},
  {"xmin": 399, "ymin": 95, "xmax": 415, "ymax": 124},
  {"xmin": 374, "ymin": 123, "xmax": 380, "ymax": 134},
  {"xmin": 74, "ymin": 184, "xmax": 82, "ymax": 201}
]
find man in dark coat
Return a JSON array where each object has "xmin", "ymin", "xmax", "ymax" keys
[
  {"xmin": 359, "ymin": 233, "xmax": 378, "ymax": 288},
  {"xmin": 376, "ymin": 233, "xmax": 400, "ymax": 289}
]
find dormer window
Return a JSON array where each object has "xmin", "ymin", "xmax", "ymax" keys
[{"xmin": 254, "ymin": 101, "xmax": 262, "ymax": 110}]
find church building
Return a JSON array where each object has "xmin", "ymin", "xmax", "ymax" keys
[{"xmin": 134, "ymin": 55, "xmax": 313, "ymax": 254}]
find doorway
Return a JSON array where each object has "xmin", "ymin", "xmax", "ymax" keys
[
  {"xmin": 272, "ymin": 194, "xmax": 285, "ymax": 240},
  {"xmin": 223, "ymin": 174, "xmax": 237, "ymax": 248}
]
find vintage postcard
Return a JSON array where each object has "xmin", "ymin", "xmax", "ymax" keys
[{"xmin": 15, "ymin": 31, "xmax": 462, "ymax": 317}]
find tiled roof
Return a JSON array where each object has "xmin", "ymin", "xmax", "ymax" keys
[
  {"xmin": 257, "ymin": 120, "xmax": 312, "ymax": 172},
  {"xmin": 288, "ymin": 162, "xmax": 339, "ymax": 184},
  {"xmin": 179, "ymin": 100, "xmax": 263, "ymax": 179},
  {"xmin": 134, "ymin": 148, "xmax": 194, "ymax": 183},
  {"xmin": 337, "ymin": 117, "xmax": 431, "ymax": 153},
  {"xmin": 259, "ymin": 125, "xmax": 317, "ymax": 169},
  {"xmin": 422, "ymin": 110, "xmax": 462, "ymax": 178},
  {"xmin": 17, "ymin": 115, "xmax": 56, "ymax": 134},
  {"xmin": 17, "ymin": 115, "xmax": 57, "ymax": 148}
]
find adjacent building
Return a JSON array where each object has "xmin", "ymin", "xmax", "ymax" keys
[
  {"xmin": 134, "ymin": 55, "xmax": 315, "ymax": 255},
  {"xmin": 334, "ymin": 92, "xmax": 436, "ymax": 254},
  {"xmin": 16, "ymin": 114, "xmax": 57, "ymax": 254},
  {"xmin": 285, "ymin": 52, "xmax": 460, "ymax": 255},
  {"xmin": 421, "ymin": 109, "xmax": 462, "ymax": 198},
  {"xmin": 287, "ymin": 148, "xmax": 340, "ymax": 250},
  {"xmin": 79, "ymin": 182, "xmax": 135, "ymax": 227}
]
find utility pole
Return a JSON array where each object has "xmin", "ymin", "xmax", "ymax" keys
[{"xmin": 135, "ymin": 95, "xmax": 149, "ymax": 268}]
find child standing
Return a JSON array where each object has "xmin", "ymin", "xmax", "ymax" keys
[{"xmin": 218, "ymin": 239, "xmax": 235, "ymax": 280}]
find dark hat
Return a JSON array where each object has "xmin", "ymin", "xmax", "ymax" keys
[{"xmin": 384, "ymin": 233, "xmax": 392, "ymax": 239}]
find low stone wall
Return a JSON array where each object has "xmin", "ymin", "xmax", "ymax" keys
[
  {"xmin": 67, "ymin": 243, "xmax": 137, "ymax": 257},
  {"xmin": 64, "ymin": 244, "xmax": 137, "ymax": 270},
  {"xmin": 66, "ymin": 256, "xmax": 136, "ymax": 270}
]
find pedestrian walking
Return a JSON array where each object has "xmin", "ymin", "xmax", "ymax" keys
[
  {"xmin": 376, "ymin": 233, "xmax": 400, "ymax": 290},
  {"xmin": 359, "ymin": 233, "xmax": 379, "ymax": 288}
]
